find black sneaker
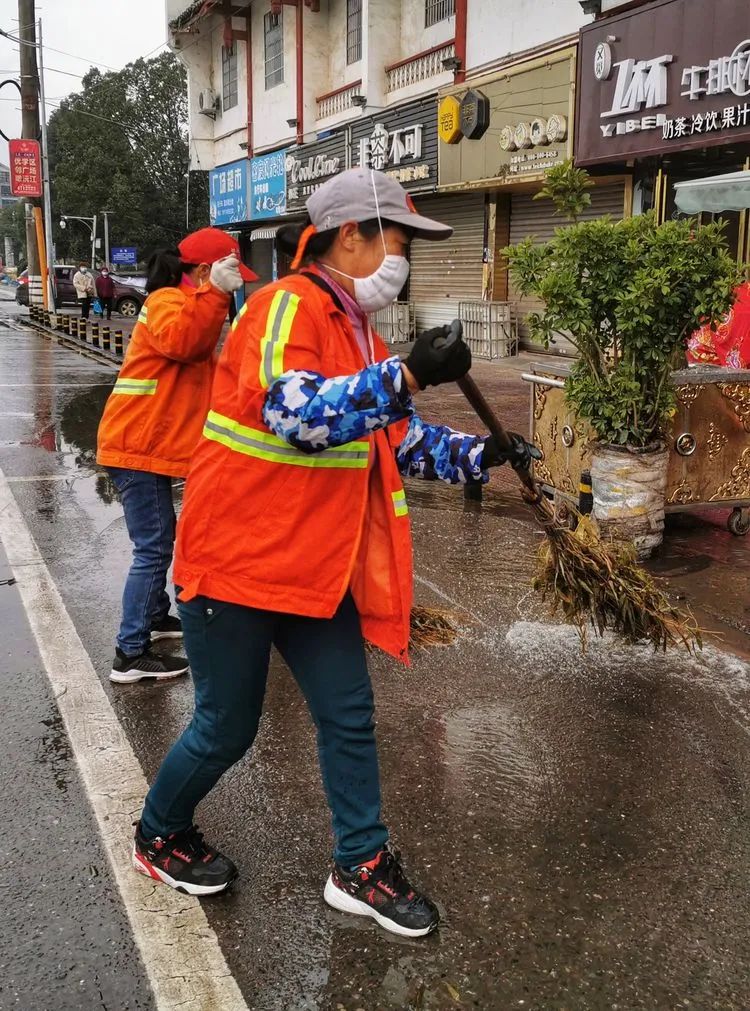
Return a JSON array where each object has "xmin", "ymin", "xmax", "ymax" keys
[
  {"xmin": 110, "ymin": 647, "xmax": 189, "ymax": 684},
  {"xmin": 150, "ymin": 614, "xmax": 183, "ymax": 641},
  {"xmin": 323, "ymin": 847, "xmax": 439, "ymax": 938},
  {"xmin": 132, "ymin": 822, "xmax": 238, "ymax": 896}
]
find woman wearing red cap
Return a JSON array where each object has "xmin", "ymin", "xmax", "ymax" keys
[{"xmin": 97, "ymin": 227, "xmax": 256, "ymax": 684}]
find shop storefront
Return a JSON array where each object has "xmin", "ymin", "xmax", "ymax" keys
[
  {"xmin": 350, "ymin": 98, "xmax": 439, "ymax": 336},
  {"xmin": 576, "ymin": 0, "xmax": 750, "ymax": 263},
  {"xmin": 435, "ymin": 47, "xmax": 627, "ymax": 350}
]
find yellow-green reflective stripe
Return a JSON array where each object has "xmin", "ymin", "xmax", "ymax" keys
[
  {"xmin": 231, "ymin": 301, "xmax": 249, "ymax": 332},
  {"xmin": 259, "ymin": 290, "xmax": 300, "ymax": 388},
  {"xmin": 113, "ymin": 378, "xmax": 158, "ymax": 396},
  {"xmin": 137, "ymin": 308, "xmax": 148, "ymax": 324},
  {"xmin": 203, "ymin": 412, "xmax": 369, "ymax": 469},
  {"xmin": 392, "ymin": 489, "xmax": 408, "ymax": 517}
]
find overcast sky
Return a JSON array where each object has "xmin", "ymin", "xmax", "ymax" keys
[{"xmin": 0, "ymin": 0, "xmax": 167, "ymax": 166}]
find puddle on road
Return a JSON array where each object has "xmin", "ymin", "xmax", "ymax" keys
[
  {"xmin": 440, "ymin": 701, "xmax": 552, "ymax": 827},
  {"xmin": 36, "ymin": 707, "xmax": 71, "ymax": 794}
]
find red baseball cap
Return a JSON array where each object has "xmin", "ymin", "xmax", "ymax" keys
[{"xmin": 178, "ymin": 227, "xmax": 257, "ymax": 281}]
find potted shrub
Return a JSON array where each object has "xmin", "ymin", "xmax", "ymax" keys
[{"xmin": 505, "ymin": 164, "xmax": 740, "ymax": 557}]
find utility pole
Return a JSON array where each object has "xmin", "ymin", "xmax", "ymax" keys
[
  {"xmin": 18, "ymin": 0, "xmax": 40, "ymax": 301},
  {"xmin": 101, "ymin": 210, "xmax": 112, "ymax": 267},
  {"xmin": 37, "ymin": 18, "xmax": 55, "ymax": 305}
]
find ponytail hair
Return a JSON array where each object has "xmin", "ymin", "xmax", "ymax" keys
[
  {"xmin": 276, "ymin": 214, "xmax": 414, "ymax": 270},
  {"xmin": 276, "ymin": 216, "xmax": 337, "ymax": 266},
  {"xmin": 146, "ymin": 248, "xmax": 198, "ymax": 293}
]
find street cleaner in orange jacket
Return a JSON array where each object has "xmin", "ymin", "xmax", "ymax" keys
[
  {"xmin": 97, "ymin": 228, "xmax": 256, "ymax": 684},
  {"xmin": 132, "ymin": 170, "xmax": 539, "ymax": 936}
]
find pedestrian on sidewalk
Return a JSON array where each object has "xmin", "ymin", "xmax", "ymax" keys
[
  {"xmin": 73, "ymin": 262, "xmax": 96, "ymax": 318},
  {"xmin": 96, "ymin": 228, "xmax": 257, "ymax": 684},
  {"xmin": 95, "ymin": 266, "xmax": 115, "ymax": 319},
  {"xmin": 132, "ymin": 169, "xmax": 538, "ymax": 938}
]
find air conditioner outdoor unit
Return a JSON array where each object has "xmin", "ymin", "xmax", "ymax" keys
[{"xmin": 198, "ymin": 88, "xmax": 219, "ymax": 118}]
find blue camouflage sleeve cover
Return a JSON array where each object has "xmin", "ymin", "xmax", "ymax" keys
[{"xmin": 262, "ymin": 355, "xmax": 489, "ymax": 485}]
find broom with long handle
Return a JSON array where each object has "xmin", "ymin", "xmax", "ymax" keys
[
  {"xmin": 454, "ymin": 369, "xmax": 701, "ymax": 652},
  {"xmin": 408, "ymin": 321, "xmax": 700, "ymax": 652}
]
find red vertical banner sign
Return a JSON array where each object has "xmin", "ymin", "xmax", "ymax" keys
[{"xmin": 9, "ymin": 139, "xmax": 43, "ymax": 198}]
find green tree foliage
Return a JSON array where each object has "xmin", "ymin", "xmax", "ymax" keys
[
  {"xmin": 0, "ymin": 201, "xmax": 29, "ymax": 267},
  {"xmin": 506, "ymin": 212, "xmax": 741, "ymax": 447},
  {"xmin": 533, "ymin": 159, "xmax": 594, "ymax": 223},
  {"xmin": 47, "ymin": 52, "xmax": 209, "ymax": 265}
]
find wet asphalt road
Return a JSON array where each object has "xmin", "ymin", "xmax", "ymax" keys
[{"xmin": 1, "ymin": 303, "xmax": 750, "ymax": 1010}]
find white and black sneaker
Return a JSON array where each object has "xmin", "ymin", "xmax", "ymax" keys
[
  {"xmin": 110, "ymin": 647, "xmax": 189, "ymax": 684},
  {"xmin": 151, "ymin": 614, "xmax": 183, "ymax": 641},
  {"xmin": 324, "ymin": 847, "xmax": 439, "ymax": 938},
  {"xmin": 132, "ymin": 821, "xmax": 237, "ymax": 896}
]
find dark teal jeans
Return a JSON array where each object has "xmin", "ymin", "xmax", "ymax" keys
[{"xmin": 141, "ymin": 592, "xmax": 388, "ymax": 867}]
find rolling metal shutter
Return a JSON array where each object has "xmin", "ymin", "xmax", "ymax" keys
[
  {"xmin": 409, "ymin": 193, "xmax": 485, "ymax": 328},
  {"xmin": 509, "ymin": 183, "xmax": 626, "ymax": 355}
]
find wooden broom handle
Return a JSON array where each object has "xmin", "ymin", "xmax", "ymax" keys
[{"xmin": 456, "ymin": 374, "xmax": 537, "ymax": 496}]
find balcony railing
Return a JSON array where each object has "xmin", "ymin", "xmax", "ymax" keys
[
  {"xmin": 385, "ymin": 42, "xmax": 455, "ymax": 93},
  {"xmin": 316, "ymin": 79, "xmax": 363, "ymax": 120}
]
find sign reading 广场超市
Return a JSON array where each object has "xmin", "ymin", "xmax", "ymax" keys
[
  {"xmin": 576, "ymin": 0, "xmax": 750, "ymax": 164},
  {"xmin": 438, "ymin": 51, "xmax": 575, "ymax": 190}
]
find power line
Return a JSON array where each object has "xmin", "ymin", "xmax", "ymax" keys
[{"xmin": 0, "ymin": 28, "xmax": 119, "ymax": 72}]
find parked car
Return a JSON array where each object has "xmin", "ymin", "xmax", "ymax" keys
[
  {"xmin": 15, "ymin": 265, "xmax": 146, "ymax": 316},
  {"xmin": 52, "ymin": 265, "xmax": 146, "ymax": 317}
]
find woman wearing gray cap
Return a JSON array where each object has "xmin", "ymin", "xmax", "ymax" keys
[{"xmin": 131, "ymin": 168, "xmax": 537, "ymax": 937}]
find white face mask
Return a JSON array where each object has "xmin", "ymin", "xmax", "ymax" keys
[{"xmin": 322, "ymin": 171, "xmax": 410, "ymax": 313}]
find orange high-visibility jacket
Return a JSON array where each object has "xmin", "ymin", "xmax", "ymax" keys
[
  {"xmin": 174, "ymin": 272, "xmax": 414, "ymax": 662},
  {"xmin": 96, "ymin": 280, "xmax": 229, "ymax": 478}
]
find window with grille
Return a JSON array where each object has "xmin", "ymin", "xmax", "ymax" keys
[
  {"xmin": 264, "ymin": 11, "xmax": 284, "ymax": 89},
  {"xmin": 222, "ymin": 45, "xmax": 238, "ymax": 111},
  {"xmin": 346, "ymin": 0, "xmax": 362, "ymax": 64},
  {"xmin": 425, "ymin": 0, "xmax": 455, "ymax": 27}
]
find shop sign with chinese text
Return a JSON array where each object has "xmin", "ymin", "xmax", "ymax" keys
[
  {"xmin": 209, "ymin": 159, "xmax": 249, "ymax": 226},
  {"xmin": 285, "ymin": 132, "xmax": 347, "ymax": 211},
  {"xmin": 9, "ymin": 139, "xmax": 42, "ymax": 197},
  {"xmin": 350, "ymin": 99, "xmax": 438, "ymax": 192},
  {"xmin": 438, "ymin": 53, "xmax": 574, "ymax": 189},
  {"xmin": 250, "ymin": 149, "xmax": 287, "ymax": 220},
  {"xmin": 576, "ymin": 0, "xmax": 750, "ymax": 165}
]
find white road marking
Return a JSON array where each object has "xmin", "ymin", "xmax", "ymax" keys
[
  {"xmin": 0, "ymin": 464, "xmax": 249, "ymax": 1011},
  {"xmin": 5, "ymin": 473, "xmax": 96, "ymax": 482}
]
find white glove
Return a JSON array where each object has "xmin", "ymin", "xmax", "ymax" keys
[{"xmin": 210, "ymin": 254, "xmax": 244, "ymax": 294}]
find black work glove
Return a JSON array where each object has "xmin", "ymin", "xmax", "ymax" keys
[
  {"xmin": 482, "ymin": 432, "xmax": 542, "ymax": 474},
  {"xmin": 404, "ymin": 319, "xmax": 472, "ymax": 390}
]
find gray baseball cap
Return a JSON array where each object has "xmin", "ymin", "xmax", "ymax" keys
[{"xmin": 306, "ymin": 167, "xmax": 453, "ymax": 240}]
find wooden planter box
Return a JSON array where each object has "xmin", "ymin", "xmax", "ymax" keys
[{"xmin": 523, "ymin": 364, "xmax": 750, "ymax": 536}]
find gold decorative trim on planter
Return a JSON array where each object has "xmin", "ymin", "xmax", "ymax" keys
[
  {"xmin": 710, "ymin": 446, "xmax": 750, "ymax": 501},
  {"xmin": 707, "ymin": 421, "xmax": 728, "ymax": 460},
  {"xmin": 676, "ymin": 384, "xmax": 703, "ymax": 407},
  {"xmin": 533, "ymin": 385, "xmax": 547, "ymax": 420},
  {"xmin": 668, "ymin": 478, "xmax": 695, "ymax": 505},
  {"xmin": 718, "ymin": 383, "xmax": 750, "ymax": 432}
]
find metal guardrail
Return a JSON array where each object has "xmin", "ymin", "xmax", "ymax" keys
[
  {"xmin": 369, "ymin": 301, "xmax": 416, "ymax": 344},
  {"xmin": 458, "ymin": 301, "xmax": 519, "ymax": 360}
]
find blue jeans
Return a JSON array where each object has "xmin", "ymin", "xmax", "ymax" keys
[
  {"xmin": 141, "ymin": 593, "xmax": 388, "ymax": 867},
  {"xmin": 108, "ymin": 467, "xmax": 176, "ymax": 656}
]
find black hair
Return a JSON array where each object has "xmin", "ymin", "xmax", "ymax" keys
[
  {"xmin": 145, "ymin": 248, "xmax": 198, "ymax": 293},
  {"xmin": 276, "ymin": 215, "xmax": 414, "ymax": 267}
]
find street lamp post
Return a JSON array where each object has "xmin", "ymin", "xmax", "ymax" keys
[
  {"xmin": 100, "ymin": 210, "xmax": 113, "ymax": 268},
  {"xmin": 59, "ymin": 214, "xmax": 98, "ymax": 268}
]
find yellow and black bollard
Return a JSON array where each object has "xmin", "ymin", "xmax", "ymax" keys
[
  {"xmin": 101, "ymin": 326, "xmax": 111, "ymax": 351},
  {"xmin": 114, "ymin": 330, "xmax": 123, "ymax": 356},
  {"xmin": 578, "ymin": 469, "xmax": 593, "ymax": 516},
  {"xmin": 78, "ymin": 318, "xmax": 87, "ymax": 341},
  {"xmin": 91, "ymin": 321, "xmax": 100, "ymax": 348}
]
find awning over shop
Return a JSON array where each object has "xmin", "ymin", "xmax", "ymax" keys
[
  {"xmin": 674, "ymin": 171, "xmax": 750, "ymax": 214},
  {"xmin": 250, "ymin": 227, "xmax": 280, "ymax": 241}
]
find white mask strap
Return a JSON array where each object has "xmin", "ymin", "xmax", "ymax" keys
[{"xmin": 370, "ymin": 169, "xmax": 388, "ymax": 257}]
